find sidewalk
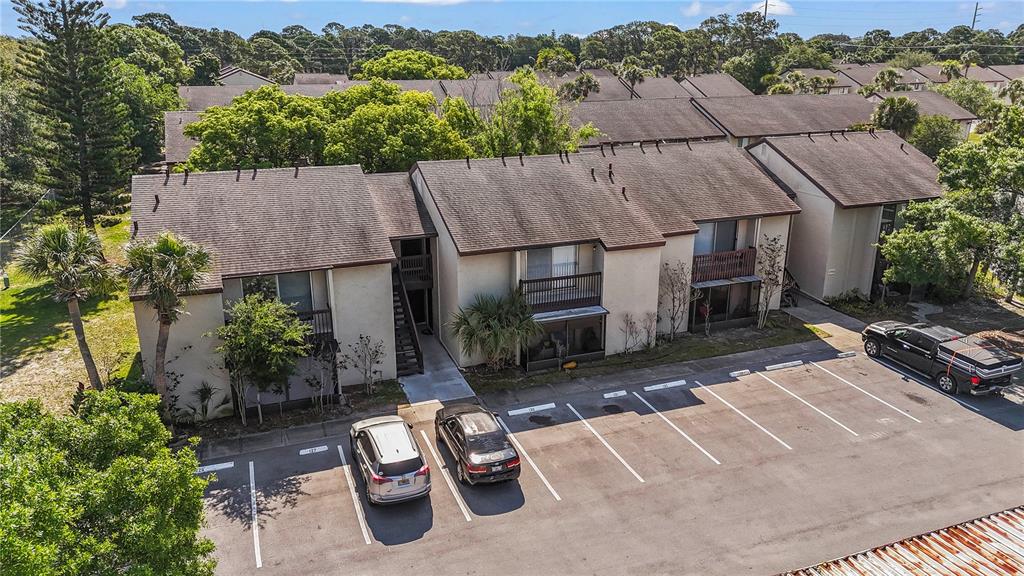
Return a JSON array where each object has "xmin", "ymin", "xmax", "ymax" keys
[{"xmin": 784, "ymin": 299, "xmax": 866, "ymax": 351}]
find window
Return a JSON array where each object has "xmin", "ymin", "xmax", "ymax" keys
[
  {"xmin": 357, "ymin": 434, "xmax": 376, "ymax": 463},
  {"xmin": 690, "ymin": 283, "xmax": 755, "ymax": 328},
  {"xmin": 694, "ymin": 221, "xmax": 738, "ymax": 255},
  {"xmin": 525, "ymin": 316, "xmax": 605, "ymax": 368},
  {"xmin": 231, "ymin": 271, "xmax": 313, "ymax": 313},
  {"xmin": 526, "ymin": 245, "xmax": 578, "ymax": 279}
]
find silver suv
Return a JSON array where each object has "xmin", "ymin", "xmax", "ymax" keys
[{"xmin": 349, "ymin": 416, "xmax": 431, "ymax": 505}]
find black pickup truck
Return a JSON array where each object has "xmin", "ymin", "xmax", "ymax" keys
[{"xmin": 862, "ymin": 321, "xmax": 1022, "ymax": 396}]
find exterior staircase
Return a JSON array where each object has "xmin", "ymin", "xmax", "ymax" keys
[{"xmin": 392, "ymin": 268, "xmax": 424, "ymax": 377}]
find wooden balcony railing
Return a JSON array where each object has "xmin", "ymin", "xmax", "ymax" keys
[
  {"xmin": 519, "ymin": 271, "xmax": 602, "ymax": 313},
  {"xmin": 398, "ymin": 253, "xmax": 432, "ymax": 285},
  {"xmin": 692, "ymin": 248, "xmax": 757, "ymax": 283},
  {"xmin": 296, "ymin": 309, "xmax": 334, "ymax": 343}
]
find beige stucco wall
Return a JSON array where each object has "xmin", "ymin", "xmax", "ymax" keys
[
  {"xmin": 601, "ymin": 245, "xmax": 663, "ymax": 355},
  {"xmin": 453, "ymin": 251, "xmax": 515, "ymax": 366},
  {"xmin": 656, "ymin": 234, "xmax": 696, "ymax": 335},
  {"xmin": 756, "ymin": 214, "xmax": 793, "ymax": 310},
  {"xmin": 328, "ymin": 263, "xmax": 397, "ymax": 386},
  {"xmin": 750, "ymin": 143, "xmax": 835, "ymax": 301},
  {"xmin": 133, "ymin": 293, "xmax": 233, "ymax": 420},
  {"xmin": 411, "ymin": 169, "xmax": 461, "ymax": 361},
  {"xmin": 824, "ymin": 205, "xmax": 881, "ymax": 299}
]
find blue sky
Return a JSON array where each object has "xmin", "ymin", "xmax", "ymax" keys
[{"xmin": 2, "ymin": 1, "xmax": 1021, "ymax": 39}]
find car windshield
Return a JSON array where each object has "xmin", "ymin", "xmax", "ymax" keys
[{"xmin": 378, "ymin": 456, "xmax": 423, "ymax": 477}]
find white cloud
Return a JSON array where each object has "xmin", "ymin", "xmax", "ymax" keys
[
  {"xmin": 103, "ymin": 0, "xmax": 127, "ymax": 8},
  {"xmin": 748, "ymin": 0, "xmax": 793, "ymax": 15},
  {"xmin": 682, "ymin": 0, "xmax": 702, "ymax": 17},
  {"xmin": 362, "ymin": 0, "xmax": 470, "ymax": 4}
]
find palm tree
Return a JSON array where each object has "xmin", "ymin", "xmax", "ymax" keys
[
  {"xmin": 122, "ymin": 232, "xmax": 211, "ymax": 399},
  {"xmin": 16, "ymin": 220, "xmax": 113, "ymax": 390},
  {"xmin": 960, "ymin": 50, "xmax": 981, "ymax": 75},
  {"xmin": 871, "ymin": 96, "xmax": 920, "ymax": 138},
  {"xmin": 873, "ymin": 67, "xmax": 903, "ymax": 91},
  {"xmin": 620, "ymin": 64, "xmax": 650, "ymax": 97},
  {"xmin": 938, "ymin": 59, "xmax": 963, "ymax": 82},
  {"xmin": 451, "ymin": 289, "xmax": 541, "ymax": 370}
]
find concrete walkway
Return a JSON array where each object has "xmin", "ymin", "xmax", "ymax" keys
[
  {"xmin": 398, "ymin": 335, "xmax": 476, "ymax": 404},
  {"xmin": 784, "ymin": 299, "xmax": 866, "ymax": 351}
]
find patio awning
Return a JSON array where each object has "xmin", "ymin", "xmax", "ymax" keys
[
  {"xmin": 691, "ymin": 275, "xmax": 761, "ymax": 290},
  {"xmin": 532, "ymin": 305, "xmax": 609, "ymax": 323}
]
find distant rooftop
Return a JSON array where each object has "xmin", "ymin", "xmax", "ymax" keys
[
  {"xmin": 912, "ymin": 64, "xmax": 1007, "ymax": 84},
  {"xmin": 873, "ymin": 90, "xmax": 976, "ymax": 122},
  {"xmin": 163, "ymin": 110, "xmax": 200, "ymax": 163},
  {"xmin": 678, "ymin": 74, "xmax": 753, "ymax": 97},
  {"xmin": 789, "ymin": 68, "xmax": 854, "ymax": 89},
  {"xmin": 293, "ymin": 73, "xmax": 349, "ymax": 85},
  {"xmin": 693, "ymin": 94, "xmax": 875, "ymax": 139},
  {"xmin": 990, "ymin": 64, "xmax": 1024, "ymax": 81},
  {"xmin": 836, "ymin": 63, "xmax": 928, "ymax": 87},
  {"xmin": 571, "ymin": 98, "xmax": 724, "ymax": 145}
]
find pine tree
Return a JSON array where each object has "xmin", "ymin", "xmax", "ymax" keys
[{"xmin": 13, "ymin": 0, "xmax": 135, "ymax": 230}]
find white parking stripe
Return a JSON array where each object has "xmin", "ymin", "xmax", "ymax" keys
[
  {"xmin": 496, "ymin": 416, "xmax": 561, "ymax": 501},
  {"xmin": 419, "ymin": 430, "xmax": 472, "ymax": 522},
  {"xmin": 336, "ymin": 445, "xmax": 372, "ymax": 545},
  {"xmin": 632, "ymin": 392, "xmax": 720, "ymax": 465},
  {"xmin": 810, "ymin": 361, "xmax": 923, "ymax": 423},
  {"xmin": 566, "ymin": 403, "xmax": 645, "ymax": 483},
  {"xmin": 757, "ymin": 372, "xmax": 860, "ymax": 437},
  {"xmin": 873, "ymin": 357, "xmax": 983, "ymax": 413},
  {"xmin": 694, "ymin": 381, "xmax": 792, "ymax": 450},
  {"xmin": 249, "ymin": 461, "xmax": 262, "ymax": 569}
]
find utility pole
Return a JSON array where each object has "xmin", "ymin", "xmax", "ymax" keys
[
  {"xmin": 971, "ymin": 2, "xmax": 980, "ymax": 30},
  {"xmin": 764, "ymin": 0, "xmax": 769, "ymax": 18}
]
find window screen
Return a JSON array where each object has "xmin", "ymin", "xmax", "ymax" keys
[
  {"xmin": 526, "ymin": 248, "xmax": 553, "ymax": 280},
  {"xmin": 278, "ymin": 271, "xmax": 312, "ymax": 313},
  {"xmin": 694, "ymin": 225, "xmax": 714, "ymax": 255},
  {"xmin": 241, "ymin": 275, "xmax": 276, "ymax": 300}
]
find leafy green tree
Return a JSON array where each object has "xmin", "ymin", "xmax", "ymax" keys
[
  {"xmin": 994, "ymin": 215, "xmax": 1024, "ymax": 302},
  {"xmin": 774, "ymin": 43, "xmax": 832, "ymax": 72},
  {"xmin": 122, "ymin": 232, "xmax": 211, "ymax": 401},
  {"xmin": 110, "ymin": 60, "xmax": 184, "ymax": 163},
  {"xmin": 354, "ymin": 49, "xmax": 467, "ymax": 80},
  {"xmin": 908, "ymin": 114, "xmax": 961, "ymax": 160},
  {"xmin": 100, "ymin": 23, "xmax": 192, "ymax": 84},
  {"xmin": 880, "ymin": 226, "xmax": 941, "ymax": 300},
  {"xmin": 871, "ymin": 96, "xmax": 919, "ymax": 138},
  {"xmin": 187, "ymin": 51, "xmax": 221, "ymax": 85},
  {"xmin": 536, "ymin": 46, "xmax": 576, "ymax": 70},
  {"xmin": 215, "ymin": 294, "xmax": 310, "ymax": 426},
  {"xmin": 999, "ymin": 78, "xmax": 1024, "ymax": 106},
  {"xmin": 933, "ymin": 78, "xmax": 996, "ymax": 116},
  {"xmin": 441, "ymin": 96, "xmax": 486, "ymax": 145},
  {"xmin": 888, "ymin": 50, "xmax": 933, "ymax": 69},
  {"xmin": 184, "ymin": 85, "xmax": 329, "ymax": 171},
  {"xmin": 13, "ymin": 0, "xmax": 135, "ymax": 230},
  {"xmin": 324, "ymin": 89, "xmax": 473, "ymax": 173},
  {"xmin": 722, "ymin": 49, "xmax": 775, "ymax": 93},
  {"xmin": 767, "ymin": 82, "xmax": 795, "ymax": 94},
  {"xmin": 451, "ymin": 289, "xmax": 541, "ymax": 370},
  {"xmin": 0, "ymin": 37, "xmax": 44, "ymax": 213},
  {"xmin": 15, "ymin": 220, "xmax": 113, "ymax": 390},
  {"xmin": 477, "ymin": 68, "xmax": 599, "ymax": 156},
  {"xmin": 241, "ymin": 37, "xmax": 300, "ymax": 83},
  {"xmin": 0, "ymin": 391, "xmax": 215, "ymax": 576}
]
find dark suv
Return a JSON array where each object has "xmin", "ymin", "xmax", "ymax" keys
[{"xmin": 862, "ymin": 321, "xmax": 1022, "ymax": 396}]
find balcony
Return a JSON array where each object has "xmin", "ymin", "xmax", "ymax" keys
[
  {"xmin": 519, "ymin": 272, "xmax": 602, "ymax": 313},
  {"xmin": 692, "ymin": 248, "xmax": 757, "ymax": 283},
  {"xmin": 297, "ymin": 309, "xmax": 334, "ymax": 344},
  {"xmin": 398, "ymin": 253, "xmax": 432, "ymax": 287}
]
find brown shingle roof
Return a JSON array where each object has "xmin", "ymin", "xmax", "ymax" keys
[
  {"xmin": 538, "ymin": 72, "xmax": 636, "ymax": 101},
  {"xmin": 163, "ymin": 111, "xmax": 200, "ymax": 163},
  {"xmin": 366, "ymin": 172, "xmax": 437, "ymax": 239},
  {"xmin": 836, "ymin": 64, "xmax": 928, "ymax": 87},
  {"xmin": 572, "ymin": 99, "xmax": 724, "ymax": 145},
  {"xmin": 630, "ymin": 77, "xmax": 694, "ymax": 99},
  {"xmin": 912, "ymin": 64, "xmax": 1006, "ymax": 84},
  {"xmin": 990, "ymin": 64, "xmax": 1024, "ymax": 81},
  {"xmin": 875, "ymin": 90, "xmax": 976, "ymax": 122},
  {"xmin": 215, "ymin": 66, "xmax": 272, "ymax": 84},
  {"xmin": 415, "ymin": 142, "xmax": 798, "ymax": 255},
  {"xmin": 693, "ymin": 94, "xmax": 875, "ymax": 139},
  {"xmin": 440, "ymin": 79, "xmax": 506, "ymax": 107},
  {"xmin": 760, "ymin": 131, "xmax": 942, "ymax": 208},
  {"xmin": 131, "ymin": 165, "xmax": 395, "ymax": 293},
  {"xmin": 178, "ymin": 81, "xmax": 447, "ymax": 111},
  {"xmin": 679, "ymin": 74, "xmax": 753, "ymax": 97}
]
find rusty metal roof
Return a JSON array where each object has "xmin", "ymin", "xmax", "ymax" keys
[{"xmin": 780, "ymin": 507, "xmax": 1024, "ymax": 576}]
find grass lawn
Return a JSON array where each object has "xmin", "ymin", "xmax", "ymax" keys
[
  {"xmin": 466, "ymin": 312, "xmax": 830, "ymax": 395},
  {"xmin": 0, "ymin": 214, "xmax": 139, "ymax": 412}
]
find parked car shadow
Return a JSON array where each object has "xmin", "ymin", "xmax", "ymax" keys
[
  {"xmin": 351, "ymin": 469, "xmax": 435, "ymax": 545},
  {"xmin": 433, "ymin": 435, "xmax": 525, "ymax": 517}
]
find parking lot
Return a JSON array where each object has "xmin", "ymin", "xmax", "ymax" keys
[{"xmin": 199, "ymin": 349, "xmax": 1024, "ymax": 575}]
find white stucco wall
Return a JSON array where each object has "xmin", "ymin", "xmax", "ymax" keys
[
  {"xmin": 657, "ymin": 234, "xmax": 696, "ymax": 335},
  {"xmin": 133, "ymin": 293, "xmax": 232, "ymax": 420},
  {"xmin": 824, "ymin": 206, "xmax": 881, "ymax": 299},
  {"xmin": 750, "ymin": 143, "xmax": 835, "ymax": 301},
  {"xmin": 328, "ymin": 263, "xmax": 397, "ymax": 386},
  {"xmin": 411, "ymin": 168, "xmax": 461, "ymax": 361},
  {"xmin": 601, "ymin": 245, "xmax": 663, "ymax": 355}
]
